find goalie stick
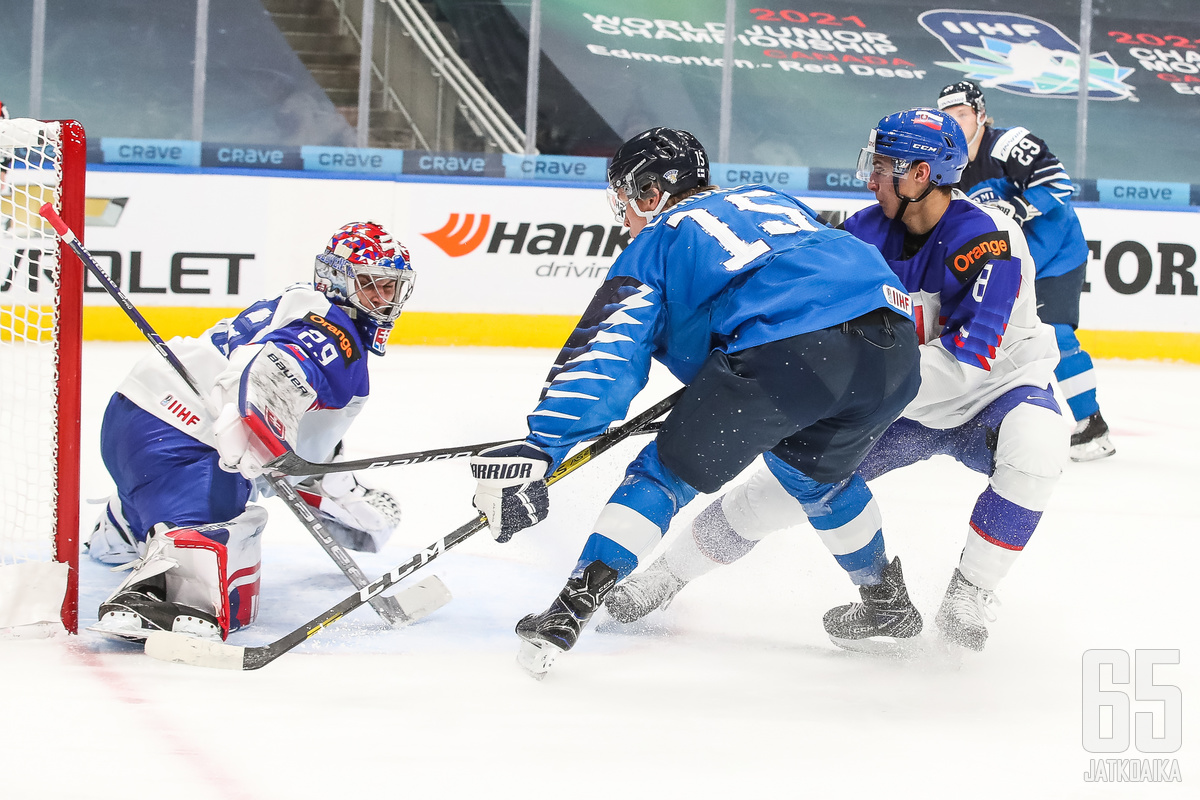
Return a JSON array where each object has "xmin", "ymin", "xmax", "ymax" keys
[
  {"xmin": 38, "ymin": 204, "xmax": 440, "ymax": 627},
  {"xmin": 265, "ymin": 421, "xmax": 664, "ymax": 477},
  {"xmin": 143, "ymin": 389, "xmax": 683, "ymax": 670}
]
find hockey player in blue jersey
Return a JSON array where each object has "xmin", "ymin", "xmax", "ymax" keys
[
  {"xmin": 468, "ymin": 127, "xmax": 922, "ymax": 676},
  {"xmin": 606, "ymin": 110, "xmax": 1068, "ymax": 653},
  {"xmin": 89, "ymin": 221, "xmax": 414, "ymax": 641},
  {"xmin": 937, "ymin": 80, "xmax": 1113, "ymax": 461}
]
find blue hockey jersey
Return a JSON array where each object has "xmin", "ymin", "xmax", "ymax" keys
[
  {"xmin": 844, "ymin": 192, "xmax": 1058, "ymax": 428},
  {"xmin": 959, "ymin": 125, "xmax": 1090, "ymax": 279},
  {"xmin": 524, "ymin": 185, "xmax": 913, "ymax": 464},
  {"xmin": 115, "ymin": 284, "xmax": 373, "ymax": 465}
]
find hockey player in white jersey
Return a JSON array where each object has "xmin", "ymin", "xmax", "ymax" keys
[
  {"xmin": 606, "ymin": 110, "xmax": 1068, "ymax": 653},
  {"xmin": 89, "ymin": 221, "xmax": 414, "ymax": 641}
]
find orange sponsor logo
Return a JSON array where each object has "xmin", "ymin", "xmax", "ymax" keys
[
  {"xmin": 952, "ymin": 235, "xmax": 1008, "ymax": 273},
  {"xmin": 422, "ymin": 213, "xmax": 491, "ymax": 257}
]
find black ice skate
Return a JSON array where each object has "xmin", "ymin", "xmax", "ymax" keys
[
  {"xmin": 515, "ymin": 560, "xmax": 618, "ymax": 679},
  {"xmin": 1070, "ymin": 412, "xmax": 1116, "ymax": 462},
  {"xmin": 604, "ymin": 557, "xmax": 686, "ymax": 623},
  {"xmin": 823, "ymin": 557, "xmax": 923, "ymax": 654},
  {"xmin": 934, "ymin": 568, "xmax": 997, "ymax": 652},
  {"xmin": 93, "ymin": 575, "xmax": 222, "ymax": 643}
]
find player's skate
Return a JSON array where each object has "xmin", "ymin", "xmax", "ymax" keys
[
  {"xmin": 95, "ymin": 573, "xmax": 222, "ymax": 642},
  {"xmin": 604, "ymin": 557, "xmax": 686, "ymax": 623},
  {"xmin": 823, "ymin": 557, "xmax": 922, "ymax": 654},
  {"xmin": 1070, "ymin": 412, "xmax": 1115, "ymax": 462},
  {"xmin": 934, "ymin": 568, "xmax": 997, "ymax": 651},
  {"xmin": 515, "ymin": 560, "xmax": 618, "ymax": 679}
]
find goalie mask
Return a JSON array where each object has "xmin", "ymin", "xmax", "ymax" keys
[
  {"xmin": 315, "ymin": 221, "xmax": 415, "ymax": 355},
  {"xmin": 607, "ymin": 127, "xmax": 710, "ymax": 225}
]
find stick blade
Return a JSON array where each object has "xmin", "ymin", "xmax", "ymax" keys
[
  {"xmin": 391, "ymin": 575, "xmax": 453, "ymax": 624},
  {"xmin": 144, "ymin": 631, "xmax": 248, "ymax": 670}
]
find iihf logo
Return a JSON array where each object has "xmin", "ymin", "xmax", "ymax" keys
[
  {"xmin": 160, "ymin": 394, "xmax": 200, "ymax": 426},
  {"xmin": 919, "ymin": 10, "xmax": 1136, "ymax": 101}
]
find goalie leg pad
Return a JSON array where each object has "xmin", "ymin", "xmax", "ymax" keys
[
  {"xmin": 95, "ymin": 506, "xmax": 267, "ymax": 640},
  {"xmin": 87, "ymin": 494, "xmax": 142, "ymax": 565}
]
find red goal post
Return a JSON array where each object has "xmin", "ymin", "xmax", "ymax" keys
[{"xmin": 0, "ymin": 118, "xmax": 84, "ymax": 634}]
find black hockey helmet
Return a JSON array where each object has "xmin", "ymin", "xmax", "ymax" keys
[
  {"xmin": 606, "ymin": 127, "xmax": 710, "ymax": 223},
  {"xmin": 937, "ymin": 80, "xmax": 986, "ymax": 114}
]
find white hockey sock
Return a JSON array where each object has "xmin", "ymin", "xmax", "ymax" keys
[
  {"xmin": 663, "ymin": 499, "xmax": 746, "ymax": 583},
  {"xmin": 958, "ymin": 529, "xmax": 1021, "ymax": 591}
]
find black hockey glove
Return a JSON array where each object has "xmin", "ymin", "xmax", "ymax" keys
[{"xmin": 470, "ymin": 443, "xmax": 551, "ymax": 543}]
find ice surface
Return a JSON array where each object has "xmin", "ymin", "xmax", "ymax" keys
[{"xmin": 2, "ymin": 342, "xmax": 1196, "ymax": 799}]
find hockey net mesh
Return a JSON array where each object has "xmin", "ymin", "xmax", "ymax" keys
[{"xmin": 0, "ymin": 119, "xmax": 73, "ymax": 630}]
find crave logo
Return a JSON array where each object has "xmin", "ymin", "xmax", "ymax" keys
[
  {"xmin": 919, "ymin": 10, "xmax": 1136, "ymax": 101},
  {"xmin": 421, "ymin": 213, "xmax": 629, "ymax": 259}
]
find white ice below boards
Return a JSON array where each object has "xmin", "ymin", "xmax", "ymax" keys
[{"xmin": 3, "ymin": 342, "xmax": 1196, "ymax": 799}]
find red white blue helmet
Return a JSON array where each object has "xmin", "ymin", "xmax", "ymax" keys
[
  {"xmin": 856, "ymin": 108, "xmax": 969, "ymax": 187},
  {"xmin": 315, "ymin": 221, "xmax": 414, "ymax": 355}
]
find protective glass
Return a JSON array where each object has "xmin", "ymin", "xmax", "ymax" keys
[
  {"xmin": 855, "ymin": 148, "xmax": 911, "ymax": 183},
  {"xmin": 606, "ymin": 184, "xmax": 629, "ymax": 224}
]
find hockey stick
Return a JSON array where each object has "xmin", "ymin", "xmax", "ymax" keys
[
  {"xmin": 38, "ymin": 203, "xmax": 425, "ymax": 627},
  {"xmin": 266, "ymin": 421, "xmax": 664, "ymax": 477},
  {"xmin": 143, "ymin": 388, "xmax": 682, "ymax": 670}
]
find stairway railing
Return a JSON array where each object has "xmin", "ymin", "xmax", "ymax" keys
[{"xmin": 332, "ymin": 0, "xmax": 526, "ymax": 153}]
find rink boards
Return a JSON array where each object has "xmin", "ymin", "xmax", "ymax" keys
[{"xmin": 56, "ymin": 169, "xmax": 1200, "ymax": 361}]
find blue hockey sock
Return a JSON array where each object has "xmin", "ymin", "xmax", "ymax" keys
[
  {"xmin": 825, "ymin": 529, "xmax": 888, "ymax": 586},
  {"xmin": 1052, "ymin": 324, "xmax": 1100, "ymax": 421},
  {"xmin": 577, "ymin": 532, "xmax": 638, "ymax": 580},
  {"xmin": 970, "ymin": 488, "xmax": 1040, "ymax": 552}
]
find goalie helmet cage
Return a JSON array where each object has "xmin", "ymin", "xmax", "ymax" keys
[{"xmin": 0, "ymin": 119, "xmax": 84, "ymax": 634}]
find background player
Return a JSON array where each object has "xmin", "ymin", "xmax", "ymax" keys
[
  {"xmin": 937, "ymin": 80, "xmax": 1113, "ymax": 461},
  {"xmin": 89, "ymin": 221, "xmax": 413, "ymax": 641},
  {"xmin": 607, "ymin": 110, "xmax": 1067, "ymax": 653},
  {"xmin": 468, "ymin": 127, "xmax": 921, "ymax": 676}
]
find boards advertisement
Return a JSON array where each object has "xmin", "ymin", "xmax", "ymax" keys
[{"xmin": 33, "ymin": 169, "xmax": 1198, "ymax": 360}]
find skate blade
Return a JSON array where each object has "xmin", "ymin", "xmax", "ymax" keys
[
  {"xmin": 1069, "ymin": 444, "xmax": 1116, "ymax": 462},
  {"xmin": 516, "ymin": 638, "xmax": 563, "ymax": 680},
  {"xmin": 88, "ymin": 622, "xmax": 150, "ymax": 644},
  {"xmin": 89, "ymin": 611, "xmax": 154, "ymax": 643},
  {"xmin": 828, "ymin": 633, "xmax": 924, "ymax": 659}
]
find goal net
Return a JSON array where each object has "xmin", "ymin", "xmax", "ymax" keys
[{"xmin": 0, "ymin": 118, "xmax": 84, "ymax": 634}]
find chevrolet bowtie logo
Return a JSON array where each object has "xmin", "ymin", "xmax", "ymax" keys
[{"xmin": 422, "ymin": 213, "xmax": 491, "ymax": 257}]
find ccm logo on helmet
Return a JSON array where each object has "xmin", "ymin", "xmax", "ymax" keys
[{"xmin": 946, "ymin": 231, "xmax": 1010, "ymax": 283}]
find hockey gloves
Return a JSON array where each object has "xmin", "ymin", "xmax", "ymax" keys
[
  {"xmin": 297, "ymin": 471, "xmax": 401, "ymax": 553},
  {"xmin": 989, "ymin": 195, "xmax": 1040, "ymax": 226},
  {"xmin": 471, "ymin": 443, "xmax": 551, "ymax": 542}
]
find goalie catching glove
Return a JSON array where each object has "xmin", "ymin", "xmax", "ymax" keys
[
  {"xmin": 213, "ymin": 341, "xmax": 317, "ymax": 479},
  {"xmin": 471, "ymin": 443, "xmax": 551, "ymax": 542},
  {"xmin": 297, "ymin": 471, "xmax": 401, "ymax": 553}
]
